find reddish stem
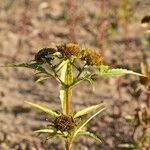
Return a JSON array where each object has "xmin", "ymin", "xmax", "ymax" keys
[{"xmin": 147, "ymin": 86, "xmax": 150, "ymax": 108}]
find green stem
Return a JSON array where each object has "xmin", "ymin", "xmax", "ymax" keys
[
  {"xmin": 63, "ymin": 86, "xmax": 71, "ymax": 115},
  {"xmin": 59, "ymin": 60, "xmax": 74, "ymax": 149},
  {"xmin": 63, "ymin": 85, "xmax": 73, "ymax": 150},
  {"xmin": 65, "ymin": 138, "xmax": 71, "ymax": 150}
]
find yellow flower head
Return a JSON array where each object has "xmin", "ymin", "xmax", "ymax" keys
[
  {"xmin": 82, "ymin": 48, "xmax": 103, "ymax": 66},
  {"xmin": 57, "ymin": 43, "xmax": 80, "ymax": 58},
  {"xmin": 54, "ymin": 115, "xmax": 75, "ymax": 132}
]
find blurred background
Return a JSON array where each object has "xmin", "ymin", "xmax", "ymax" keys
[{"xmin": 0, "ymin": 0, "xmax": 150, "ymax": 149}]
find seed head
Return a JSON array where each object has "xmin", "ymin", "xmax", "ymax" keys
[
  {"xmin": 81, "ymin": 48, "xmax": 102, "ymax": 66},
  {"xmin": 35, "ymin": 48, "xmax": 56, "ymax": 64},
  {"xmin": 54, "ymin": 115, "xmax": 75, "ymax": 132},
  {"xmin": 57, "ymin": 43, "xmax": 80, "ymax": 58}
]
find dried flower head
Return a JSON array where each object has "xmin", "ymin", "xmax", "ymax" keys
[
  {"xmin": 35, "ymin": 48, "xmax": 56, "ymax": 64},
  {"xmin": 54, "ymin": 115, "xmax": 75, "ymax": 132},
  {"xmin": 81, "ymin": 48, "xmax": 102, "ymax": 66},
  {"xmin": 57, "ymin": 43, "xmax": 80, "ymax": 58}
]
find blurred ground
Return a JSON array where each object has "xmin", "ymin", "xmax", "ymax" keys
[{"xmin": 0, "ymin": 0, "xmax": 150, "ymax": 150}]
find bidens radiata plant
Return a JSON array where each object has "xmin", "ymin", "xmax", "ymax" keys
[{"xmin": 4, "ymin": 43, "xmax": 145, "ymax": 150}]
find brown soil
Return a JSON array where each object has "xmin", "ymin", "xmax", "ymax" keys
[{"xmin": 0, "ymin": 0, "xmax": 150, "ymax": 149}]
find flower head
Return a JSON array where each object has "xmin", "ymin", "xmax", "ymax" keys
[
  {"xmin": 54, "ymin": 115, "xmax": 75, "ymax": 132},
  {"xmin": 81, "ymin": 48, "xmax": 102, "ymax": 66},
  {"xmin": 35, "ymin": 48, "xmax": 56, "ymax": 64},
  {"xmin": 57, "ymin": 43, "xmax": 80, "ymax": 58}
]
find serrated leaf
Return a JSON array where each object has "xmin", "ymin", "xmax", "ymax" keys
[
  {"xmin": 77, "ymin": 130, "xmax": 101, "ymax": 143},
  {"xmin": 3, "ymin": 63, "xmax": 45, "ymax": 72},
  {"xmin": 97, "ymin": 68, "xmax": 145, "ymax": 77},
  {"xmin": 73, "ymin": 103, "xmax": 105, "ymax": 119},
  {"xmin": 2, "ymin": 63, "xmax": 57, "ymax": 80},
  {"xmin": 25, "ymin": 101, "xmax": 59, "ymax": 117}
]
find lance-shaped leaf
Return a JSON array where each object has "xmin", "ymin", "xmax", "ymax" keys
[
  {"xmin": 73, "ymin": 106, "xmax": 105, "ymax": 140},
  {"xmin": 82, "ymin": 72, "xmax": 96, "ymax": 90},
  {"xmin": 25, "ymin": 101, "xmax": 60, "ymax": 117},
  {"xmin": 35, "ymin": 128, "xmax": 64, "ymax": 135},
  {"xmin": 118, "ymin": 143, "xmax": 136, "ymax": 149},
  {"xmin": 73, "ymin": 103, "xmax": 105, "ymax": 119},
  {"xmin": 3, "ymin": 63, "xmax": 45, "ymax": 72},
  {"xmin": 35, "ymin": 129, "xmax": 55, "ymax": 133},
  {"xmin": 97, "ymin": 66, "xmax": 145, "ymax": 77},
  {"xmin": 3, "ymin": 63, "xmax": 56, "ymax": 79},
  {"xmin": 77, "ymin": 130, "xmax": 101, "ymax": 143},
  {"xmin": 35, "ymin": 128, "xmax": 63, "ymax": 141},
  {"xmin": 36, "ymin": 76, "xmax": 50, "ymax": 83}
]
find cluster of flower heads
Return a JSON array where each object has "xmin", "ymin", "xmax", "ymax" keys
[{"xmin": 35, "ymin": 43, "xmax": 103, "ymax": 67}]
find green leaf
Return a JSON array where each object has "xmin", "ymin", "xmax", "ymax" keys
[
  {"xmin": 73, "ymin": 103, "xmax": 105, "ymax": 119},
  {"xmin": 83, "ymin": 77, "xmax": 95, "ymax": 90},
  {"xmin": 55, "ymin": 60, "xmax": 68, "ymax": 72},
  {"xmin": 77, "ymin": 130, "xmax": 101, "ymax": 143},
  {"xmin": 35, "ymin": 128, "xmax": 63, "ymax": 142},
  {"xmin": 36, "ymin": 76, "xmax": 50, "ymax": 82},
  {"xmin": 97, "ymin": 66, "xmax": 145, "ymax": 77},
  {"xmin": 78, "ymin": 107, "xmax": 105, "ymax": 131},
  {"xmin": 124, "ymin": 115, "xmax": 135, "ymax": 121},
  {"xmin": 35, "ymin": 129, "xmax": 65, "ymax": 136},
  {"xmin": 80, "ymin": 71, "xmax": 96, "ymax": 90},
  {"xmin": 25, "ymin": 101, "xmax": 60, "ymax": 117},
  {"xmin": 73, "ymin": 106, "xmax": 105, "ymax": 140},
  {"xmin": 35, "ymin": 129, "xmax": 55, "ymax": 133},
  {"xmin": 3, "ymin": 63, "xmax": 60, "ymax": 81},
  {"xmin": 60, "ymin": 60, "xmax": 73, "ymax": 85},
  {"xmin": 118, "ymin": 143, "xmax": 136, "ymax": 149},
  {"xmin": 3, "ymin": 63, "xmax": 45, "ymax": 72}
]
